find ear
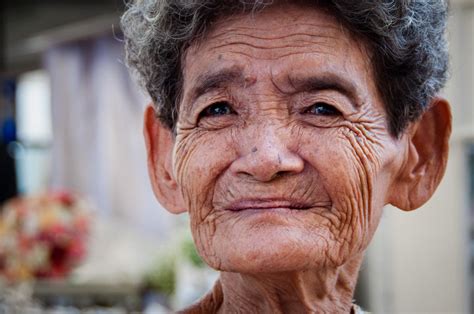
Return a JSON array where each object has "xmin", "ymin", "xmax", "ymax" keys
[
  {"xmin": 144, "ymin": 104, "xmax": 186, "ymax": 214},
  {"xmin": 388, "ymin": 97, "xmax": 452, "ymax": 211}
]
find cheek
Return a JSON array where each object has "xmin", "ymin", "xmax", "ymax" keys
[
  {"xmin": 174, "ymin": 130, "xmax": 235, "ymax": 208},
  {"xmin": 301, "ymin": 126, "xmax": 393, "ymax": 259},
  {"xmin": 173, "ymin": 129, "xmax": 237, "ymax": 264}
]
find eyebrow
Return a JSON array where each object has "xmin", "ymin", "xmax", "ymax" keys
[
  {"xmin": 287, "ymin": 74, "xmax": 361, "ymax": 107},
  {"xmin": 187, "ymin": 67, "xmax": 361, "ymax": 108},
  {"xmin": 189, "ymin": 67, "xmax": 245, "ymax": 104}
]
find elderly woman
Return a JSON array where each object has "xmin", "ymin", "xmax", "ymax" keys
[{"xmin": 121, "ymin": 0, "xmax": 451, "ymax": 312}]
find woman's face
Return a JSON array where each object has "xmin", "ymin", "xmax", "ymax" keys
[{"xmin": 171, "ymin": 3, "xmax": 404, "ymax": 272}]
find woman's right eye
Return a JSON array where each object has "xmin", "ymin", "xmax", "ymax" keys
[{"xmin": 199, "ymin": 101, "xmax": 236, "ymax": 119}]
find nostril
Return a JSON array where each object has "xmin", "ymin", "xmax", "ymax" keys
[
  {"xmin": 272, "ymin": 170, "xmax": 294, "ymax": 180},
  {"xmin": 230, "ymin": 143, "xmax": 305, "ymax": 182},
  {"xmin": 238, "ymin": 169, "xmax": 289, "ymax": 182}
]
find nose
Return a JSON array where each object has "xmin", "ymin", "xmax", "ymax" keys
[{"xmin": 230, "ymin": 127, "xmax": 304, "ymax": 182}]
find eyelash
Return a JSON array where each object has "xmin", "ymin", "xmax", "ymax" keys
[
  {"xmin": 198, "ymin": 101, "xmax": 236, "ymax": 119},
  {"xmin": 198, "ymin": 101, "xmax": 341, "ymax": 121},
  {"xmin": 303, "ymin": 102, "xmax": 341, "ymax": 116}
]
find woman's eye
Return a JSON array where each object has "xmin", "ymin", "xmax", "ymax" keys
[
  {"xmin": 199, "ymin": 101, "xmax": 235, "ymax": 119},
  {"xmin": 304, "ymin": 103, "xmax": 341, "ymax": 116}
]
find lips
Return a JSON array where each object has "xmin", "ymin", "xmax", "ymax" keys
[{"xmin": 225, "ymin": 199, "xmax": 312, "ymax": 211}]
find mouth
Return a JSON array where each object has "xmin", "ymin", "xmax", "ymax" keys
[{"xmin": 225, "ymin": 199, "xmax": 313, "ymax": 212}]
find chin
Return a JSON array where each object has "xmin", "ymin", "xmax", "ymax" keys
[{"xmin": 197, "ymin": 221, "xmax": 346, "ymax": 273}]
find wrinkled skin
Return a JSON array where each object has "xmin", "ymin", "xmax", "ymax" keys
[{"xmin": 144, "ymin": 2, "xmax": 451, "ymax": 313}]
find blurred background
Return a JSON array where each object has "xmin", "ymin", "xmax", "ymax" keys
[{"xmin": 0, "ymin": 0, "xmax": 472, "ymax": 313}]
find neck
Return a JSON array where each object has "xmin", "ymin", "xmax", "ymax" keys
[
  {"xmin": 204, "ymin": 254, "xmax": 363, "ymax": 314},
  {"xmin": 181, "ymin": 254, "xmax": 364, "ymax": 314}
]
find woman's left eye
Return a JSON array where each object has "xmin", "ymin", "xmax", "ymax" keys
[{"xmin": 303, "ymin": 102, "xmax": 341, "ymax": 116}]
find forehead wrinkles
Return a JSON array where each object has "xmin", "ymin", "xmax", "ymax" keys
[
  {"xmin": 186, "ymin": 4, "xmax": 349, "ymax": 61},
  {"xmin": 207, "ymin": 22, "xmax": 340, "ymax": 44},
  {"xmin": 203, "ymin": 24, "xmax": 343, "ymax": 61}
]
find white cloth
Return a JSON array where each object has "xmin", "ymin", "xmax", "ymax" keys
[
  {"xmin": 44, "ymin": 35, "xmax": 181, "ymax": 283},
  {"xmin": 44, "ymin": 35, "xmax": 175, "ymax": 238}
]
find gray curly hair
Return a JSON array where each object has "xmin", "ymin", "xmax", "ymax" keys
[{"xmin": 121, "ymin": 0, "xmax": 449, "ymax": 136}]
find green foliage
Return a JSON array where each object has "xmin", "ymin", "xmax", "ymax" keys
[
  {"xmin": 144, "ymin": 255, "xmax": 176, "ymax": 296},
  {"xmin": 181, "ymin": 237, "xmax": 205, "ymax": 268},
  {"xmin": 143, "ymin": 233, "xmax": 206, "ymax": 297}
]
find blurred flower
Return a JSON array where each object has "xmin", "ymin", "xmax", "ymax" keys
[{"xmin": 0, "ymin": 191, "xmax": 91, "ymax": 283}]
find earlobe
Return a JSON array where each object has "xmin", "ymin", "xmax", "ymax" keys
[
  {"xmin": 388, "ymin": 97, "xmax": 452, "ymax": 211},
  {"xmin": 144, "ymin": 104, "xmax": 186, "ymax": 214}
]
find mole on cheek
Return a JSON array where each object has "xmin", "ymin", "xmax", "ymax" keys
[{"xmin": 252, "ymin": 147, "xmax": 258, "ymax": 153}]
